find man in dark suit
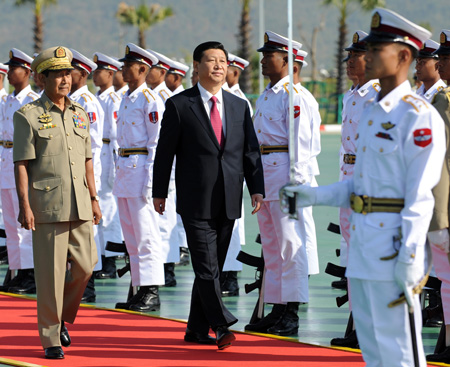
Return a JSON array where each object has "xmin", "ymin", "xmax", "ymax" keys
[{"xmin": 153, "ymin": 41, "xmax": 264, "ymax": 350}]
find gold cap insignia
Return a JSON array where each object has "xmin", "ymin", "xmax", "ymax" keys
[
  {"xmin": 381, "ymin": 122, "xmax": 395, "ymax": 130},
  {"xmin": 9, "ymin": 50, "xmax": 13, "ymax": 59},
  {"xmin": 441, "ymin": 32, "xmax": 447, "ymax": 45},
  {"xmin": 353, "ymin": 32, "xmax": 359, "ymax": 44},
  {"xmin": 371, "ymin": 12, "xmax": 381, "ymax": 29},
  {"xmin": 125, "ymin": 45, "xmax": 130, "ymax": 55},
  {"xmin": 421, "ymin": 43, "xmax": 425, "ymax": 50},
  {"xmin": 55, "ymin": 47, "xmax": 66, "ymax": 58},
  {"xmin": 93, "ymin": 54, "xmax": 98, "ymax": 63},
  {"xmin": 264, "ymin": 33, "xmax": 269, "ymax": 43}
]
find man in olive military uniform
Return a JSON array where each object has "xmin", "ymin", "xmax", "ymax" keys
[{"xmin": 13, "ymin": 46, "xmax": 101, "ymax": 360}]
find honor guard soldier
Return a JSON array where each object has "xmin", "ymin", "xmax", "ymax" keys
[
  {"xmin": 292, "ymin": 45, "xmax": 321, "ymax": 280},
  {"xmin": 69, "ymin": 49, "xmax": 105, "ymax": 302},
  {"xmin": 415, "ymin": 39, "xmax": 446, "ymax": 102},
  {"xmin": 165, "ymin": 58, "xmax": 189, "ymax": 95},
  {"xmin": 426, "ymin": 29, "xmax": 450, "ymax": 364},
  {"xmin": 246, "ymin": 31, "xmax": 311, "ymax": 336},
  {"xmin": 282, "ymin": 9, "xmax": 444, "ymax": 366},
  {"xmin": 14, "ymin": 46, "xmax": 101, "ymax": 359},
  {"xmin": 0, "ymin": 49, "xmax": 39, "ymax": 294},
  {"xmin": 0, "ymin": 63, "xmax": 8, "ymax": 252},
  {"xmin": 113, "ymin": 61, "xmax": 129, "ymax": 96},
  {"xmin": 226, "ymin": 53, "xmax": 253, "ymax": 115},
  {"xmin": 331, "ymin": 31, "xmax": 381, "ymax": 348},
  {"xmin": 113, "ymin": 43, "xmax": 165, "ymax": 312},
  {"xmin": 146, "ymin": 49, "xmax": 180, "ymax": 287},
  {"xmin": 92, "ymin": 52, "xmax": 123, "ymax": 279}
]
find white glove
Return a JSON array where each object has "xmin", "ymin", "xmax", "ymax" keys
[
  {"xmin": 280, "ymin": 183, "xmax": 317, "ymax": 214},
  {"xmin": 428, "ymin": 229, "xmax": 450, "ymax": 253},
  {"xmin": 142, "ymin": 186, "xmax": 152, "ymax": 204},
  {"xmin": 394, "ymin": 260, "xmax": 423, "ymax": 309}
]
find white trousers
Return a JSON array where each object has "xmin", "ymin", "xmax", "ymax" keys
[
  {"xmin": 257, "ymin": 200, "xmax": 309, "ymax": 303},
  {"xmin": 350, "ymin": 278, "xmax": 426, "ymax": 367},
  {"xmin": 159, "ymin": 180, "xmax": 180, "ymax": 263},
  {"xmin": 1, "ymin": 188, "xmax": 33, "ymax": 269},
  {"xmin": 223, "ymin": 211, "xmax": 245, "ymax": 272},
  {"xmin": 118, "ymin": 197, "xmax": 164, "ymax": 286}
]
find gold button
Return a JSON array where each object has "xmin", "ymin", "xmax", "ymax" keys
[
  {"xmin": 264, "ymin": 97, "xmax": 268, "ymax": 101},
  {"xmin": 71, "ymin": 161, "xmax": 75, "ymax": 165},
  {"xmin": 73, "ymin": 176, "xmax": 77, "ymax": 179},
  {"xmin": 125, "ymin": 106, "xmax": 127, "ymax": 109},
  {"xmin": 45, "ymin": 186, "xmax": 50, "ymax": 191},
  {"xmin": 346, "ymin": 136, "xmax": 350, "ymax": 141},
  {"xmin": 66, "ymin": 133, "xmax": 70, "ymax": 136},
  {"xmin": 133, "ymin": 164, "xmax": 136, "ymax": 168},
  {"xmin": 362, "ymin": 146, "xmax": 366, "ymax": 152},
  {"xmin": 385, "ymin": 101, "xmax": 390, "ymax": 106},
  {"xmin": 352, "ymin": 101, "xmax": 356, "ymax": 106},
  {"xmin": 273, "ymin": 162, "xmax": 277, "ymax": 165},
  {"xmin": 68, "ymin": 146, "xmax": 72, "ymax": 150},
  {"xmin": 355, "ymin": 133, "xmax": 359, "ymax": 140},
  {"xmin": 411, "ymin": 253, "xmax": 415, "ymax": 258},
  {"xmin": 49, "ymin": 134, "xmax": 53, "ymax": 138},
  {"xmin": 379, "ymin": 148, "xmax": 384, "ymax": 153},
  {"xmin": 259, "ymin": 113, "xmax": 262, "ymax": 117},
  {"xmin": 379, "ymin": 223, "xmax": 384, "ymax": 227},
  {"xmin": 355, "ymin": 148, "xmax": 358, "ymax": 152},
  {"xmin": 258, "ymin": 129, "xmax": 261, "ymax": 133},
  {"xmin": 269, "ymin": 117, "xmax": 272, "ymax": 120},
  {"xmin": 352, "ymin": 225, "xmax": 355, "ymax": 230},
  {"xmin": 349, "ymin": 119, "xmax": 352, "ymax": 124},
  {"xmin": 368, "ymin": 120, "xmax": 373, "ymax": 126},
  {"xmin": 344, "ymin": 171, "xmax": 347, "ymax": 175},
  {"xmin": 9, "ymin": 104, "xmax": 12, "ymax": 107},
  {"xmin": 360, "ymin": 173, "xmax": 363, "ymax": 178},
  {"xmin": 122, "ymin": 122, "xmax": 124, "ymax": 125}
]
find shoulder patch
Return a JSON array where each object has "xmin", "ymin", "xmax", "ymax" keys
[
  {"xmin": 19, "ymin": 100, "xmax": 40, "ymax": 113},
  {"xmin": 142, "ymin": 89, "xmax": 156, "ymax": 103},
  {"xmin": 401, "ymin": 94, "xmax": 428, "ymax": 113},
  {"xmin": 372, "ymin": 83, "xmax": 381, "ymax": 92}
]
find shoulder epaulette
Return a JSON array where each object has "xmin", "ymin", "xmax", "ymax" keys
[
  {"xmin": 158, "ymin": 90, "xmax": 170, "ymax": 102},
  {"xmin": 80, "ymin": 93, "xmax": 93, "ymax": 103},
  {"xmin": 27, "ymin": 91, "xmax": 39, "ymax": 101},
  {"xmin": 401, "ymin": 94, "xmax": 428, "ymax": 113},
  {"xmin": 372, "ymin": 83, "xmax": 381, "ymax": 92},
  {"xmin": 1, "ymin": 95, "xmax": 6, "ymax": 103},
  {"xmin": 142, "ymin": 89, "xmax": 156, "ymax": 103},
  {"xmin": 282, "ymin": 82, "xmax": 290, "ymax": 94},
  {"xmin": 108, "ymin": 91, "xmax": 120, "ymax": 103},
  {"xmin": 19, "ymin": 99, "xmax": 40, "ymax": 113},
  {"xmin": 431, "ymin": 87, "xmax": 450, "ymax": 105}
]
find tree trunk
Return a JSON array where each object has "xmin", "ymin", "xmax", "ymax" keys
[
  {"xmin": 335, "ymin": 15, "xmax": 347, "ymax": 122},
  {"xmin": 237, "ymin": 0, "xmax": 252, "ymax": 94},
  {"xmin": 34, "ymin": 12, "xmax": 43, "ymax": 54},
  {"xmin": 138, "ymin": 29, "xmax": 146, "ymax": 49}
]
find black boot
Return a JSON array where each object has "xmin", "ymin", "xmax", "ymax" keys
[
  {"xmin": 81, "ymin": 275, "xmax": 96, "ymax": 302},
  {"xmin": 220, "ymin": 271, "xmax": 239, "ymax": 297},
  {"xmin": 424, "ymin": 290, "xmax": 443, "ymax": 327},
  {"xmin": 8, "ymin": 269, "xmax": 36, "ymax": 294},
  {"xmin": 267, "ymin": 302, "xmax": 299, "ymax": 336},
  {"xmin": 0, "ymin": 268, "xmax": 24, "ymax": 292},
  {"xmin": 176, "ymin": 247, "xmax": 190, "ymax": 266},
  {"xmin": 0, "ymin": 246, "xmax": 7, "ymax": 265},
  {"xmin": 331, "ymin": 329, "xmax": 359, "ymax": 348},
  {"xmin": 164, "ymin": 263, "xmax": 177, "ymax": 287},
  {"xmin": 129, "ymin": 286, "xmax": 160, "ymax": 312},
  {"xmin": 95, "ymin": 255, "xmax": 117, "ymax": 279},
  {"xmin": 245, "ymin": 303, "xmax": 286, "ymax": 333}
]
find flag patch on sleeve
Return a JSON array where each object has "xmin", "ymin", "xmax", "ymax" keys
[
  {"xmin": 88, "ymin": 112, "xmax": 97, "ymax": 123},
  {"xmin": 294, "ymin": 105, "xmax": 300, "ymax": 118},
  {"xmin": 413, "ymin": 128, "xmax": 432, "ymax": 147},
  {"xmin": 113, "ymin": 111, "xmax": 118, "ymax": 120},
  {"xmin": 149, "ymin": 111, "xmax": 158, "ymax": 124}
]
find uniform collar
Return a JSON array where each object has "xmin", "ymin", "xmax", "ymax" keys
[
  {"xmin": 268, "ymin": 75, "xmax": 290, "ymax": 94},
  {"xmin": 376, "ymin": 80, "xmax": 411, "ymax": 113},
  {"xmin": 40, "ymin": 92, "xmax": 74, "ymax": 112},
  {"xmin": 117, "ymin": 85, "xmax": 129, "ymax": 96},
  {"xmin": 357, "ymin": 79, "xmax": 379, "ymax": 97},
  {"xmin": 152, "ymin": 81, "xmax": 169, "ymax": 94},
  {"xmin": 97, "ymin": 85, "xmax": 115, "ymax": 100},
  {"xmin": 69, "ymin": 85, "xmax": 89, "ymax": 100},
  {"xmin": 229, "ymin": 83, "xmax": 240, "ymax": 93},
  {"xmin": 126, "ymin": 82, "xmax": 148, "ymax": 103},
  {"xmin": 9, "ymin": 84, "xmax": 33, "ymax": 103},
  {"xmin": 423, "ymin": 79, "xmax": 447, "ymax": 100}
]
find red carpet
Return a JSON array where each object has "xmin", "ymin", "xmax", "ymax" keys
[{"xmin": 0, "ymin": 294, "xmax": 370, "ymax": 366}]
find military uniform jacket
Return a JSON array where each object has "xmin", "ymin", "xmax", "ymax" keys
[
  {"xmin": 429, "ymin": 86, "xmax": 450, "ymax": 231},
  {"xmin": 117, "ymin": 85, "xmax": 129, "ymax": 97},
  {"xmin": 315, "ymin": 81, "xmax": 445, "ymax": 280},
  {"xmin": 341, "ymin": 80, "xmax": 380, "ymax": 179},
  {"xmin": 13, "ymin": 93, "xmax": 93, "ymax": 223},
  {"xmin": 113, "ymin": 82, "xmax": 164, "ymax": 198},
  {"xmin": 172, "ymin": 85, "xmax": 184, "ymax": 96},
  {"xmin": 1, "ymin": 85, "xmax": 39, "ymax": 189},
  {"xmin": 152, "ymin": 81, "xmax": 173, "ymax": 104},
  {"xmin": 97, "ymin": 86, "xmax": 121, "ymax": 157},
  {"xmin": 416, "ymin": 79, "xmax": 447, "ymax": 102},
  {"xmin": 253, "ymin": 75, "xmax": 312, "ymax": 201},
  {"xmin": 229, "ymin": 83, "xmax": 253, "ymax": 117}
]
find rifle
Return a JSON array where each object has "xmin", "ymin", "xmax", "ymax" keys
[
  {"xmin": 105, "ymin": 241, "xmax": 136, "ymax": 301},
  {"xmin": 325, "ymin": 262, "xmax": 349, "ymax": 307}
]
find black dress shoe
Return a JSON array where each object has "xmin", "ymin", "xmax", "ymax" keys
[
  {"xmin": 45, "ymin": 346, "xmax": 64, "ymax": 359},
  {"xmin": 427, "ymin": 346, "xmax": 450, "ymax": 363},
  {"xmin": 81, "ymin": 295, "xmax": 96, "ymax": 303},
  {"xmin": 266, "ymin": 302, "xmax": 299, "ymax": 336},
  {"xmin": 245, "ymin": 304, "xmax": 286, "ymax": 333},
  {"xmin": 330, "ymin": 329, "xmax": 359, "ymax": 348},
  {"xmin": 184, "ymin": 328, "xmax": 216, "ymax": 345},
  {"xmin": 215, "ymin": 326, "xmax": 236, "ymax": 350},
  {"xmin": 116, "ymin": 286, "xmax": 160, "ymax": 312},
  {"xmin": 60, "ymin": 321, "xmax": 71, "ymax": 347},
  {"xmin": 220, "ymin": 271, "xmax": 239, "ymax": 297}
]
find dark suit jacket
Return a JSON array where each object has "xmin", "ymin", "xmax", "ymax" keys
[{"xmin": 153, "ymin": 85, "xmax": 264, "ymax": 220}]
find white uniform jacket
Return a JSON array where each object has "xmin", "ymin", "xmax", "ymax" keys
[
  {"xmin": 117, "ymin": 85, "xmax": 129, "ymax": 97},
  {"xmin": 152, "ymin": 81, "xmax": 173, "ymax": 105},
  {"xmin": 314, "ymin": 81, "xmax": 446, "ymax": 281},
  {"xmin": 415, "ymin": 79, "xmax": 447, "ymax": 103},
  {"xmin": 172, "ymin": 85, "xmax": 184, "ymax": 95},
  {"xmin": 1, "ymin": 85, "xmax": 39, "ymax": 189},
  {"xmin": 229, "ymin": 83, "xmax": 253, "ymax": 117},
  {"xmin": 113, "ymin": 82, "xmax": 164, "ymax": 198}
]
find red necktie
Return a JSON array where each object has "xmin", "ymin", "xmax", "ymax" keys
[{"xmin": 210, "ymin": 96, "xmax": 224, "ymax": 148}]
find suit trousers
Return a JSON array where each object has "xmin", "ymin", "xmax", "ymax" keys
[
  {"xmin": 182, "ymin": 211, "xmax": 238, "ymax": 333},
  {"xmin": 33, "ymin": 220, "xmax": 97, "ymax": 349}
]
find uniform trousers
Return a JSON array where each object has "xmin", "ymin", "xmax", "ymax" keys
[
  {"xmin": 33, "ymin": 220, "xmax": 96, "ymax": 349},
  {"xmin": 349, "ymin": 278, "xmax": 426, "ymax": 367},
  {"xmin": 159, "ymin": 180, "xmax": 180, "ymax": 263},
  {"xmin": 182, "ymin": 211, "xmax": 238, "ymax": 333},
  {"xmin": 430, "ymin": 244, "xmax": 450, "ymax": 323},
  {"xmin": 257, "ymin": 200, "xmax": 309, "ymax": 304},
  {"xmin": 177, "ymin": 214, "xmax": 188, "ymax": 248},
  {"xmin": 117, "ymin": 197, "xmax": 164, "ymax": 286},
  {"xmin": 1, "ymin": 188, "xmax": 33, "ymax": 269},
  {"xmin": 223, "ymin": 205, "xmax": 245, "ymax": 272},
  {"xmin": 304, "ymin": 177, "xmax": 319, "ymax": 275}
]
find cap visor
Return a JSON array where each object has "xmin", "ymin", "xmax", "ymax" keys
[
  {"xmin": 257, "ymin": 45, "xmax": 287, "ymax": 53},
  {"xmin": 433, "ymin": 47, "xmax": 450, "ymax": 56}
]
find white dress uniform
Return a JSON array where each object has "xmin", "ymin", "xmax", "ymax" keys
[
  {"xmin": 415, "ymin": 79, "xmax": 447, "ymax": 102},
  {"xmin": 113, "ymin": 82, "xmax": 165, "ymax": 286},
  {"xmin": 307, "ymin": 80, "xmax": 445, "ymax": 367},
  {"xmin": 1, "ymin": 85, "xmax": 39, "ymax": 270},
  {"xmin": 0, "ymin": 87, "xmax": 7, "ymax": 245},
  {"xmin": 96, "ymin": 85, "xmax": 123, "ymax": 252},
  {"xmin": 172, "ymin": 85, "xmax": 184, "ymax": 95},
  {"xmin": 117, "ymin": 85, "xmax": 129, "ymax": 97},
  {"xmin": 254, "ymin": 75, "xmax": 311, "ymax": 304},
  {"xmin": 152, "ymin": 81, "xmax": 179, "ymax": 264},
  {"xmin": 70, "ymin": 85, "xmax": 104, "ymax": 271},
  {"xmin": 229, "ymin": 83, "xmax": 253, "ymax": 117}
]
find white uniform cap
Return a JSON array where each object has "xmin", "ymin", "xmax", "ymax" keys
[
  {"xmin": 70, "ymin": 48, "xmax": 97, "ymax": 74},
  {"xmin": 418, "ymin": 39, "xmax": 440, "ymax": 58},
  {"xmin": 119, "ymin": 43, "xmax": 158, "ymax": 68},
  {"xmin": 166, "ymin": 58, "xmax": 189, "ymax": 76},
  {"xmin": 0, "ymin": 63, "xmax": 8, "ymax": 75},
  {"xmin": 93, "ymin": 52, "xmax": 122, "ymax": 71},
  {"xmin": 228, "ymin": 52, "xmax": 250, "ymax": 70},
  {"xmin": 5, "ymin": 48, "xmax": 33, "ymax": 70},
  {"xmin": 344, "ymin": 30, "xmax": 368, "ymax": 52},
  {"xmin": 364, "ymin": 8, "xmax": 431, "ymax": 50},
  {"xmin": 147, "ymin": 49, "xmax": 172, "ymax": 71},
  {"xmin": 295, "ymin": 49, "xmax": 308, "ymax": 67},
  {"xmin": 257, "ymin": 30, "xmax": 302, "ymax": 56}
]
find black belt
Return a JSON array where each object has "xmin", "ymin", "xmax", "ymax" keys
[
  {"xmin": 350, "ymin": 193, "xmax": 404, "ymax": 214},
  {"xmin": 2, "ymin": 141, "xmax": 13, "ymax": 148},
  {"xmin": 260, "ymin": 145, "xmax": 288, "ymax": 155},
  {"xmin": 343, "ymin": 154, "xmax": 356, "ymax": 164},
  {"xmin": 102, "ymin": 138, "xmax": 111, "ymax": 144},
  {"xmin": 118, "ymin": 148, "xmax": 148, "ymax": 157}
]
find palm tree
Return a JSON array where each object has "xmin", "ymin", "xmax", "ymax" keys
[
  {"xmin": 237, "ymin": 0, "xmax": 252, "ymax": 94},
  {"xmin": 323, "ymin": 0, "xmax": 384, "ymax": 120},
  {"xmin": 116, "ymin": 2, "xmax": 173, "ymax": 49},
  {"xmin": 14, "ymin": 0, "xmax": 58, "ymax": 54}
]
